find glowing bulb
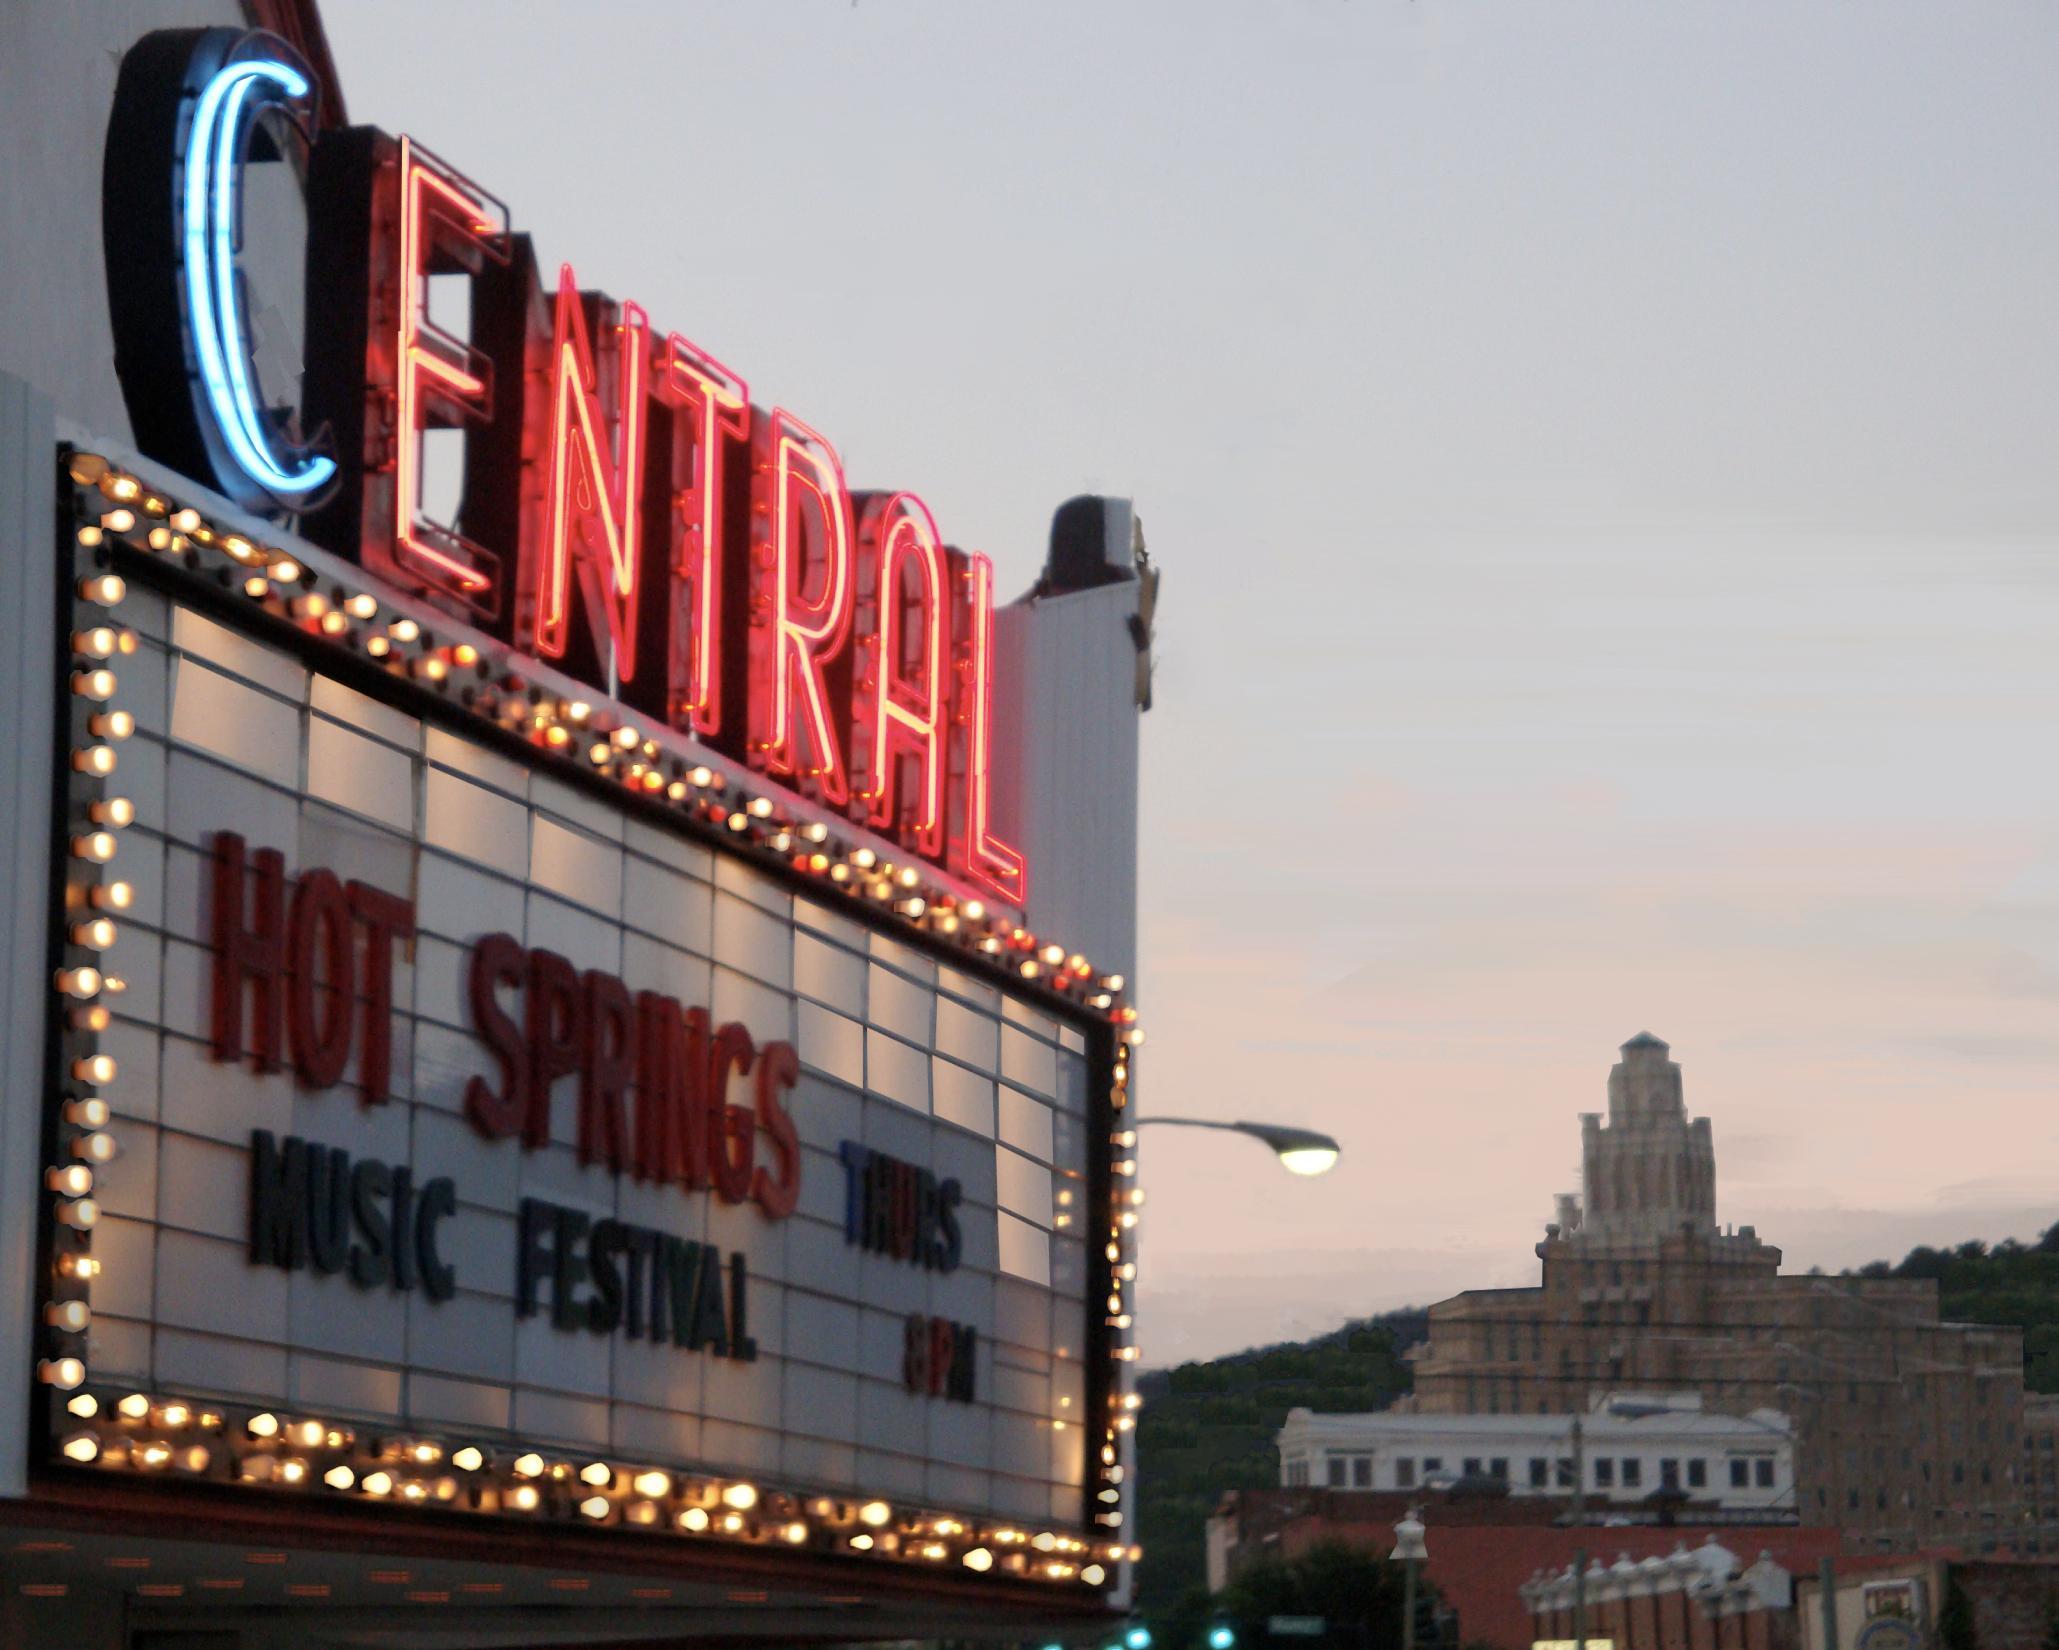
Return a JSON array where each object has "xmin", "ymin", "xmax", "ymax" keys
[
  {"xmin": 512, "ymin": 1452, "xmax": 543, "ymax": 1477},
  {"xmin": 963, "ymin": 1547, "xmax": 994, "ymax": 1571},
  {"xmin": 633, "ymin": 1470, "xmax": 670, "ymax": 1497},
  {"xmin": 72, "ymin": 669, "xmax": 116, "ymax": 700},
  {"xmin": 71, "ymin": 918, "xmax": 116, "ymax": 950},
  {"xmin": 72, "ymin": 747, "xmax": 116, "ymax": 778},
  {"xmin": 580, "ymin": 1495, "xmax": 609, "ymax": 1520},
  {"xmin": 61, "ymin": 1433, "xmax": 99, "ymax": 1463},
  {"xmin": 324, "ymin": 1465, "xmax": 355, "ymax": 1489},
  {"xmin": 246, "ymin": 1412, "xmax": 280, "ymax": 1438},
  {"xmin": 859, "ymin": 1500, "xmax": 891, "ymax": 1527},
  {"xmin": 73, "ymin": 833, "xmax": 117, "ymax": 864},
  {"xmin": 47, "ymin": 1164, "xmax": 93, "ymax": 1197},
  {"xmin": 362, "ymin": 1471, "xmax": 394, "ymax": 1496},
  {"xmin": 580, "ymin": 1461, "xmax": 611, "ymax": 1486},
  {"xmin": 452, "ymin": 1447, "xmax": 483, "ymax": 1472},
  {"xmin": 39, "ymin": 1357, "xmax": 84, "ymax": 1388},
  {"xmin": 73, "ymin": 1055, "xmax": 115, "ymax": 1085},
  {"xmin": 79, "ymin": 575, "xmax": 126, "ymax": 607},
  {"xmin": 74, "ymin": 1132, "xmax": 116, "ymax": 1164},
  {"xmin": 721, "ymin": 1482, "xmax": 757, "ymax": 1510}
]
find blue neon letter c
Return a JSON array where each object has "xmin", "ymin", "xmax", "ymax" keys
[{"xmin": 182, "ymin": 57, "xmax": 336, "ymax": 502}]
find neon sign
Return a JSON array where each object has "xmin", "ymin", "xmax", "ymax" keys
[{"xmin": 105, "ymin": 27, "xmax": 1031, "ymax": 908}]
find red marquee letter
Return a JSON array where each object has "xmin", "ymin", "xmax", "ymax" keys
[
  {"xmin": 749, "ymin": 411, "xmax": 854, "ymax": 804},
  {"xmin": 659, "ymin": 333, "xmax": 749, "ymax": 735},
  {"xmin": 532, "ymin": 265, "xmax": 650, "ymax": 682},
  {"xmin": 954, "ymin": 552, "xmax": 1027, "ymax": 905},
  {"xmin": 855, "ymin": 493, "xmax": 949, "ymax": 857},
  {"xmin": 385, "ymin": 136, "xmax": 504, "ymax": 605}
]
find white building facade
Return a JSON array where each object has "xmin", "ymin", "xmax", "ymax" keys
[{"xmin": 1278, "ymin": 1395, "xmax": 1796, "ymax": 1517}]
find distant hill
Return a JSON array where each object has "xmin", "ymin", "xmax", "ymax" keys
[
  {"xmin": 1133, "ymin": 1310, "xmax": 1423, "ymax": 1611},
  {"xmin": 1846, "ymin": 1224, "xmax": 2059, "ymax": 1394}
]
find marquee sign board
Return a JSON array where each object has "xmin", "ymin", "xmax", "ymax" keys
[{"xmin": 25, "ymin": 11, "xmax": 1142, "ymax": 1600}]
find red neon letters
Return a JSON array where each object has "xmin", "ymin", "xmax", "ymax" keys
[
  {"xmin": 658, "ymin": 332, "xmax": 749, "ymax": 736},
  {"xmin": 348, "ymin": 128, "xmax": 1029, "ymax": 905},
  {"xmin": 384, "ymin": 137, "xmax": 504, "ymax": 604},
  {"xmin": 750, "ymin": 412, "xmax": 855, "ymax": 806},
  {"xmin": 532, "ymin": 266, "xmax": 649, "ymax": 681},
  {"xmin": 856, "ymin": 493, "xmax": 949, "ymax": 858}
]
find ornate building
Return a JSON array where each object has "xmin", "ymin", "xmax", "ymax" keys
[{"xmin": 1405, "ymin": 1035, "xmax": 2028, "ymax": 1551}]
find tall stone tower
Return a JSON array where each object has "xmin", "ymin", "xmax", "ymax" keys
[{"xmin": 1563, "ymin": 1032, "xmax": 1717, "ymax": 1246}]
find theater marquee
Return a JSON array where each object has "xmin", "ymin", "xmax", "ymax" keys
[{"xmin": 24, "ymin": 16, "xmax": 1143, "ymax": 1598}]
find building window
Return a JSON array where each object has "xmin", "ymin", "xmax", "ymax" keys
[
  {"xmin": 1490, "ymin": 1458, "xmax": 1509, "ymax": 1482},
  {"xmin": 1327, "ymin": 1457, "xmax": 1347, "ymax": 1488},
  {"xmin": 1623, "ymin": 1459, "xmax": 1643, "ymax": 1489},
  {"xmin": 1530, "ymin": 1458, "xmax": 1549, "ymax": 1489},
  {"xmin": 1661, "ymin": 1459, "xmax": 1680, "ymax": 1490},
  {"xmin": 1556, "ymin": 1457, "xmax": 1576, "ymax": 1489},
  {"xmin": 1848, "ymin": 1489, "xmax": 1860, "ymax": 1510},
  {"xmin": 1688, "ymin": 1459, "xmax": 1708, "ymax": 1489},
  {"xmin": 1463, "ymin": 1458, "xmax": 1483, "ymax": 1479},
  {"xmin": 1595, "ymin": 1459, "xmax": 1616, "ymax": 1489},
  {"xmin": 1397, "ymin": 1458, "xmax": 1417, "ymax": 1489},
  {"xmin": 1353, "ymin": 1457, "xmax": 1373, "ymax": 1489},
  {"xmin": 1754, "ymin": 1458, "xmax": 1775, "ymax": 1489},
  {"xmin": 1953, "ymin": 1463, "xmax": 1965, "ymax": 1485},
  {"xmin": 1730, "ymin": 1459, "xmax": 1749, "ymax": 1489},
  {"xmin": 1423, "ymin": 1458, "xmax": 1443, "ymax": 1478}
]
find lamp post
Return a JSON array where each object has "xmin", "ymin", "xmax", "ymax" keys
[
  {"xmin": 1133, "ymin": 1117, "xmax": 1341, "ymax": 1176},
  {"xmin": 1568, "ymin": 1396, "xmax": 1676, "ymax": 1650},
  {"xmin": 1393, "ymin": 1507, "xmax": 1428, "ymax": 1650}
]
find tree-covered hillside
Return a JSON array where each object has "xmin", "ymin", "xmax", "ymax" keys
[
  {"xmin": 1850, "ymin": 1223, "xmax": 2059, "ymax": 1394},
  {"xmin": 1133, "ymin": 1313, "xmax": 1422, "ymax": 1612}
]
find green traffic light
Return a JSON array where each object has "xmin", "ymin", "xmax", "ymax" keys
[{"xmin": 1208, "ymin": 1628, "xmax": 1236, "ymax": 1649}]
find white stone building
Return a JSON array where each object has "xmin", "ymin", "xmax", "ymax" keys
[{"xmin": 1278, "ymin": 1394, "xmax": 1797, "ymax": 1517}]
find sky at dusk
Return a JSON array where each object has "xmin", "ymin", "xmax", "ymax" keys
[{"xmin": 323, "ymin": 1, "xmax": 2059, "ymax": 1366}]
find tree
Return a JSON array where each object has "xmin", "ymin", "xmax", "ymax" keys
[{"xmin": 1212, "ymin": 1539, "xmax": 1439, "ymax": 1650}]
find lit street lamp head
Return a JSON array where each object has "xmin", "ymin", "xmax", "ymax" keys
[{"xmin": 1133, "ymin": 1117, "xmax": 1342, "ymax": 1175}]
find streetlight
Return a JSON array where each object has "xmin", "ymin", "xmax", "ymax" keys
[
  {"xmin": 1134, "ymin": 1118, "xmax": 1341, "ymax": 1176},
  {"xmin": 1568, "ymin": 1397, "xmax": 1678, "ymax": 1650},
  {"xmin": 1207, "ymin": 1628, "xmax": 1236, "ymax": 1650},
  {"xmin": 1392, "ymin": 1506, "xmax": 1429, "ymax": 1650}
]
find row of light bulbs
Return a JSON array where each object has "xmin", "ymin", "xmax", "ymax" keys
[
  {"xmin": 54, "ymin": 1387, "xmax": 1131, "ymax": 1584},
  {"xmin": 49, "ymin": 449, "xmax": 1143, "ymax": 1585}
]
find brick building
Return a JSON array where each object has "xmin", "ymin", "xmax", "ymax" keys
[
  {"xmin": 1403, "ymin": 1035, "xmax": 2028, "ymax": 1552},
  {"xmin": 2025, "ymin": 1396, "xmax": 2059, "ymax": 1555},
  {"xmin": 1207, "ymin": 1486, "xmax": 1843, "ymax": 1650}
]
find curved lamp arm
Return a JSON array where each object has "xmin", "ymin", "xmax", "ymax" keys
[{"xmin": 1134, "ymin": 1117, "xmax": 1341, "ymax": 1176}]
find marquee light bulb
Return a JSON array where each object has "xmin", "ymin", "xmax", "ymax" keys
[
  {"xmin": 47, "ymin": 1164, "xmax": 93, "ymax": 1197},
  {"xmin": 721, "ymin": 1482, "xmax": 758, "ymax": 1510},
  {"xmin": 67, "ymin": 1392, "xmax": 98, "ymax": 1418},
  {"xmin": 579, "ymin": 1461, "xmax": 611, "ymax": 1486},
  {"xmin": 72, "ymin": 1055, "xmax": 115, "ymax": 1085},
  {"xmin": 72, "ymin": 833, "xmax": 117, "ymax": 864},
  {"xmin": 89, "ymin": 711, "xmax": 134, "ymax": 741},
  {"xmin": 116, "ymin": 1393, "xmax": 150, "ymax": 1420},
  {"xmin": 78, "ymin": 574, "xmax": 126, "ymax": 606},
  {"xmin": 850, "ymin": 1533, "xmax": 874, "ymax": 1551},
  {"xmin": 783, "ymin": 1521, "xmax": 808, "ymax": 1545},
  {"xmin": 89, "ymin": 881, "xmax": 134, "ymax": 912},
  {"xmin": 246, "ymin": 1412, "xmax": 279, "ymax": 1438},
  {"xmin": 71, "ymin": 917, "xmax": 116, "ymax": 950},
  {"xmin": 90, "ymin": 797, "xmax": 136, "ymax": 829},
  {"xmin": 63, "ymin": 1098, "xmax": 109, "ymax": 1129},
  {"xmin": 72, "ymin": 669, "xmax": 117, "ymax": 700},
  {"xmin": 72, "ymin": 746, "xmax": 117, "ymax": 778},
  {"xmin": 389, "ymin": 618, "xmax": 420, "ymax": 644},
  {"xmin": 451, "ymin": 1447, "xmax": 483, "ymax": 1472},
  {"xmin": 633, "ymin": 1470, "xmax": 669, "ymax": 1497},
  {"xmin": 362, "ymin": 1471, "xmax": 394, "ymax": 1496},
  {"xmin": 580, "ymin": 1496, "xmax": 609, "ymax": 1520},
  {"xmin": 345, "ymin": 593, "xmax": 378, "ymax": 619},
  {"xmin": 678, "ymin": 1506, "xmax": 710, "ymax": 1531},
  {"xmin": 509, "ymin": 1484, "xmax": 540, "ymax": 1510},
  {"xmin": 859, "ymin": 1499, "xmax": 891, "ymax": 1527},
  {"xmin": 73, "ymin": 1132, "xmax": 116, "ymax": 1164},
  {"xmin": 39, "ymin": 1356, "xmax": 85, "ymax": 1388},
  {"xmin": 72, "ymin": 628, "xmax": 117, "ymax": 659},
  {"xmin": 61, "ymin": 1433, "xmax": 99, "ymax": 1464},
  {"xmin": 512, "ymin": 1452, "xmax": 544, "ymax": 1477},
  {"xmin": 324, "ymin": 1465, "xmax": 355, "ymax": 1489}
]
